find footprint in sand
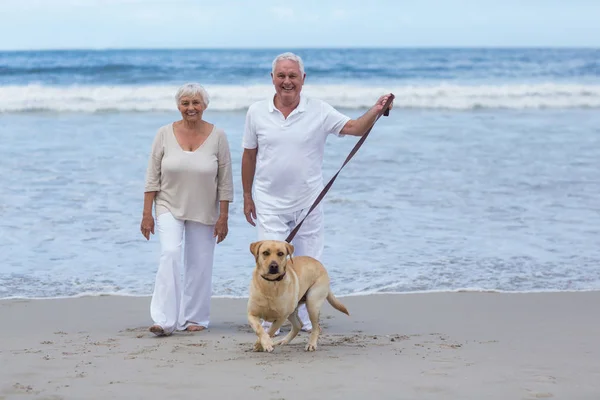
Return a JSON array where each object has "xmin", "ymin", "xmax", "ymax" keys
[
  {"xmin": 126, "ymin": 344, "xmax": 161, "ymax": 358},
  {"xmin": 439, "ymin": 343, "xmax": 463, "ymax": 349},
  {"xmin": 10, "ymin": 383, "xmax": 42, "ymax": 396},
  {"xmin": 12, "ymin": 383, "xmax": 34, "ymax": 393}
]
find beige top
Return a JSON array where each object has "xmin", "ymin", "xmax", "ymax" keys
[{"xmin": 144, "ymin": 123, "xmax": 234, "ymax": 225}]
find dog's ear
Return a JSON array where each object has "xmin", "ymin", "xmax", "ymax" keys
[
  {"xmin": 249, "ymin": 241, "xmax": 262, "ymax": 260},
  {"xmin": 285, "ymin": 242, "xmax": 294, "ymax": 258}
]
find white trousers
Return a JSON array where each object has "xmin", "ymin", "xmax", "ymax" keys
[
  {"xmin": 150, "ymin": 212, "xmax": 215, "ymax": 334},
  {"xmin": 256, "ymin": 204, "xmax": 324, "ymax": 330}
]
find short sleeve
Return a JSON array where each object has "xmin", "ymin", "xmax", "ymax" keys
[{"xmin": 321, "ymin": 100, "xmax": 351, "ymax": 136}]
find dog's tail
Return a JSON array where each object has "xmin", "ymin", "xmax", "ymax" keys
[{"xmin": 327, "ymin": 291, "xmax": 349, "ymax": 316}]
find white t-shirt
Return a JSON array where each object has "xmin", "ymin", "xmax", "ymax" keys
[{"xmin": 242, "ymin": 95, "xmax": 351, "ymax": 214}]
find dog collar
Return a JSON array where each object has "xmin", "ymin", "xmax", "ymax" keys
[{"xmin": 261, "ymin": 272, "xmax": 286, "ymax": 282}]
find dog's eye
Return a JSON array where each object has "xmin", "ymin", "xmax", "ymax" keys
[
  {"xmin": 277, "ymin": 251, "xmax": 284, "ymax": 257},
  {"xmin": 262, "ymin": 251, "xmax": 270, "ymax": 256}
]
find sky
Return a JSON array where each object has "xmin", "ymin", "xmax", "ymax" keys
[{"xmin": 1, "ymin": 0, "xmax": 599, "ymax": 50}]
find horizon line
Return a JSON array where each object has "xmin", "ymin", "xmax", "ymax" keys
[{"xmin": 1, "ymin": 45, "xmax": 599, "ymax": 52}]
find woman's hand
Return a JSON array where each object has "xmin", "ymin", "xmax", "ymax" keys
[
  {"xmin": 140, "ymin": 214, "xmax": 155, "ymax": 240},
  {"xmin": 214, "ymin": 214, "xmax": 228, "ymax": 244}
]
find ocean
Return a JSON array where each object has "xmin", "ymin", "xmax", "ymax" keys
[{"xmin": 1, "ymin": 48, "xmax": 599, "ymax": 299}]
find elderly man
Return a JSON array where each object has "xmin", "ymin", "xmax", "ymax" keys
[{"xmin": 242, "ymin": 52, "xmax": 393, "ymax": 333}]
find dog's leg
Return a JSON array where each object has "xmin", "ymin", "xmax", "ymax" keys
[
  {"xmin": 274, "ymin": 308, "xmax": 302, "ymax": 347},
  {"xmin": 266, "ymin": 318, "xmax": 286, "ymax": 341},
  {"xmin": 248, "ymin": 314, "xmax": 273, "ymax": 352},
  {"xmin": 305, "ymin": 292, "xmax": 327, "ymax": 352}
]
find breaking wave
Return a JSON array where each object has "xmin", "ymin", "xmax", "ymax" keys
[{"xmin": 1, "ymin": 83, "xmax": 600, "ymax": 112}]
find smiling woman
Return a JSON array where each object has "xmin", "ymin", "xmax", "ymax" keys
[
  {"xmin": 172, "ymin": 84, "xmax": 212, "ymax": 151},
  {"xmin": 140, "ymin": 82, "xmax": 234, "ymax": 337}
]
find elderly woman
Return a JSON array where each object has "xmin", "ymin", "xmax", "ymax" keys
[{"xmin": 141, "ymin": 83, "xmax": 234, "ymax": 336}]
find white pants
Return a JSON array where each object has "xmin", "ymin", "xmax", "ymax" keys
[
  {"xmin": 256, "ymin": 204, "xmax": 324, "ymax": 330},
  {"xmin": 150, "ymin": 212, "xmax": 215, "ymax": 334}
]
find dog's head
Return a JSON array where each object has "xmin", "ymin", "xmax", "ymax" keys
[{"xmin": 250, "ymin": 240, "xmax": 294, "ymax": 279}]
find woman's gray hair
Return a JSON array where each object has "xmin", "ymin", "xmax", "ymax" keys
[
  {"xmin": 272, "ymin": 52, "xmax": 305, "ymax": 76},
  {"xmin": 175, "ymin": 83, "xmax": 210, "ymax": 107}
]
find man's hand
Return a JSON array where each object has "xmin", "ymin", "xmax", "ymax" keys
[
  {"xmin": 244, "ymin": 193, "xmax": 257, "ymax": 226},
  {"xmin": 340, "ymin": 93, "xmax": 395, "ymax": 136},
  {"xmin": 373, "ymin": 93, "xmax": 394, "ymax": 114}
]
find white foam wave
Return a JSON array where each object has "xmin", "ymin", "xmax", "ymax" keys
[
  {"xmin": 3, "ymin": 288, "xmax": 597, "ymax": 301},
  {"xmin": 1, "ymin": 83, "xmax": 600, "ymax": 112}
]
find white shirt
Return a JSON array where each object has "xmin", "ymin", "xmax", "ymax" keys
[{"xmin": 242, "ymin": 95, "xmax": 351, "ymax": 214}]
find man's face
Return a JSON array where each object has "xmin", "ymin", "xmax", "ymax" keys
[{"xmin": 271, "ymin": 59, "xmax": 305, "ymax": 104}]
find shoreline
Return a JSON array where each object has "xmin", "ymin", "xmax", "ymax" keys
[
  {"xmin": 3, "ymin": 287, "xmax": 599, "ymax": 302},
  {"xmin": 1, "ymin": 291, "xmax": 599, "ymax": 399}
]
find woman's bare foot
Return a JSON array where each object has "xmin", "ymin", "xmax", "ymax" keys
[
  {"xmin": 185, "ymin": 325, "xmax": 205, "ymax": 332},
  {"xmin": 149, "ymin": 325, "xmax": 170, "ymax": 336}
]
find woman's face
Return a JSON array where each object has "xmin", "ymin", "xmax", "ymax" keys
[{"xmin": 177, "ymin": 95, "xmax": 205, "ymax": 122}]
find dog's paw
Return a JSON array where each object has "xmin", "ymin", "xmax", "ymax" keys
[
  {"xmin": 305, "ymin": 343, "xmax": 317, "ymax": 352},
  {"xmin": 263, "ymin": 343, "xmax": 274, "ymax": 352},
  {"xmin": 274, "ymin": 339, "xmax": 288, "ymax": 347},
  {"xmin": 255, "ymin": 337, "xmax": 274, "ymax": 352}
]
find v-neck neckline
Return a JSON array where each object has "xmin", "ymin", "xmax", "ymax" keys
[{"xmin": 171, "ymin": 123, "xmax": 215, "ymax": 153}]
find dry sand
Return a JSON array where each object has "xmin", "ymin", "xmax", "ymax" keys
[{"xmin": 1, "ymin": 292, "xmax": 599, "ymax": 399}]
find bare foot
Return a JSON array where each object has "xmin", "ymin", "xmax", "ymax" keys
[
  {"xmin": 185, "ymin": 325, "xmax": 205, "ymax": 332},
  {"xmin": 149, "ymin": 325, "xmax": 170, "ymax": 336}
]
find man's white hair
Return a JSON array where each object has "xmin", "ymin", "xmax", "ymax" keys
[
  {"xmin": 271, "ymin": 52, "xmax": 305, "ymax": 76},
  {"xmin": 175, "ymin": 83, "xmax": 210, "ymax": 107}
]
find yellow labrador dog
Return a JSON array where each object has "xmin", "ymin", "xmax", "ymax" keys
[{"xmin": 247, "ymin": 240, "xmax": 349, "ymax": 352}]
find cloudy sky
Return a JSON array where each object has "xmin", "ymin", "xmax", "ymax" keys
[{"xmin": 1, "ymin": 0, "xmax": 599, "ymax": 50}]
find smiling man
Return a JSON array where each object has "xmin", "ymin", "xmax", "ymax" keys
[{"xmin": 241, "ymin": 52, "xmax": 392, "ymax": 333}]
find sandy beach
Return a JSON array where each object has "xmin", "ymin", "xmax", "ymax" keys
[{"xmin": 1, "ymin": 292, "xmax": 599, "ymax": 399}]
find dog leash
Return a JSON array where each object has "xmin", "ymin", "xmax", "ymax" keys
[{"xmin": 285, "ymin": 94, "xmax": 395, "ymax": 243}]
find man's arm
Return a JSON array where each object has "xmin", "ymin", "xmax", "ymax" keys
[
  {"xmin": 241, "ymin": 148, "xmax": 258, "ymax": 226},
  {"xmin": 340, "ymin": 93, "xmax": 394, "ymax": 137}
]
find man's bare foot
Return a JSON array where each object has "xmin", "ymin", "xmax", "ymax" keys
[
  {"xmin": 185, "ymin": 325, "xmax": 205, "ymax": 332},
  {"xmin": 149, "ymin": 325, "xmax": 170, "ymax": 336}
]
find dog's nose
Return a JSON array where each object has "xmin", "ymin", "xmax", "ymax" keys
[{"xmin": 268, "ymin": 262, "xmax": 279, "ymax": 274}]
